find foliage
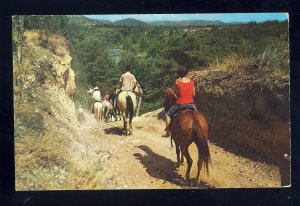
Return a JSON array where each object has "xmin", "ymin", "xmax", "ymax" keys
[
  {"xmin": 23, "ymin": 15, "xmax": 70, "ymax": 36},
  {"xmin": 67, "ymin": 19, "xmax": 288, "ymax": 114},
  {"xmin": 13, "ymin": 16, "xmax": 289, "ymax": 113}
]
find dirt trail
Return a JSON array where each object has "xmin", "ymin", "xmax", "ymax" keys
[{"xmin": 72, "ymin": 109, "xmax": 281, "ymax": 189}]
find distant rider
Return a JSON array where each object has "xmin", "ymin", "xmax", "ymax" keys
[
  {"xmin": 115, "ymin": 65, "xmax": 141, "ymax": 103},
  {"xmin": 91, "ymin": 86, "xmax": 101, "ymax": 113},
  {"xmin": 104, "ymin": 91, "xmax": 110, "ymax": 101},
  {"xmin": 119, "ymin": 65, "xmax": 138, "ymax": 92},
  {"xmin": 77, "ymin": 105, "xmax": 85, "ymax": 124}
]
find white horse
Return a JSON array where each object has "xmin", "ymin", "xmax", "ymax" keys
[
  {"xmin": 117, "ymin": 91, "xmax": 137, "ymax": 135},
  {"xmin": 94, "ymin": 101, "xmax": 103, "ymax": 123}
]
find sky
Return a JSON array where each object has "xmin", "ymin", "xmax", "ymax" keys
[{"xmin": 84, "ymin": 13, "xmax": 288, "ymax": 23}]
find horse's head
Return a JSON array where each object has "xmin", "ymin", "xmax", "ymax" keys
[
  {"xmin": 87, "ymin": 88, "xmax": 93, "ymax": 94},
  {"xmin": 162, "ymin": 87, "xmax": 178, "ymax": 112},
  {"xmin": 134, "ymin": 83, "xmax": 144, "ymax": 96},
  {"xmin": 249, "ymin": 86, "xmax": 289, "ymax": 121}
]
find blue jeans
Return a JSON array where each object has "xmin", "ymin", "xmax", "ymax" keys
[{"xmin": 165, "ymin": 103, "xmax": 198, "ymax": 119}]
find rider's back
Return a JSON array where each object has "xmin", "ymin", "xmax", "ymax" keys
[{"xmin": 120, "ymin": 71, "xmax": 136, "ymax": 91}]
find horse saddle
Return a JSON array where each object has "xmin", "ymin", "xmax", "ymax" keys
[
  {"xmin": 95, "ymin": 99, "xmax": 102, "ymax": 103},
  {"xmin": 171, "ymin": 107, "xmax": 195, "ymax": 124}
]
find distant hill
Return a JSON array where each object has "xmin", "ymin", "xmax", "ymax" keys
[
  {"xmin": 78, "ymin": 16, "xmax": 249, "ymax": 27},
  {"xmin": 113, "ymin": 18, "xmax": 148, "ymax": 27},
  {"xmin": 93, "ymin": 19, "xmax": 113, "ymax": 25},
  {"xmin": 67, "ymin": 15, "xmax": 99, "ymax": 25},
  {"xmin": 150, "ymin": 20, "xmax": 227, "ymax": 26},
  {"xmin": 227, "ymin": 22, "xmax": 248, "ymax": 25}
]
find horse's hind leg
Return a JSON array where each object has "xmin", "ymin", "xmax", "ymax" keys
[
  {"xmin": 128, "ymin": 116, "xmax": 133, "ymax": 135},
  {"xmin": 121, "ymin": 112, "xmax": 128, "ymax": 135},
  {"xmin": 175, "ymin": 144, "xmax": 184, "ymax": 167},
  {"xmin": 182, "ymin": 147, "xmax": 193, "ymax": 181},
  {"xmin": 105, "ymin": 108, "xmax": 109, "ymax": 122},
  {"xmin": 180, "ymin": 153, "xmax": 184, "ymax": 165},
  {"xmin": 175, "ymin": 144, "xmax": 181, "ymax": 167},
  {"xmin": 196, "ymin": 158, "xmax": 204, "ymax": 186},
  {"xmin": 195, "ymin": 139, "xmax": 205, "ymax": 186}
]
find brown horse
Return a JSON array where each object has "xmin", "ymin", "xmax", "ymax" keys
[
  {"xmin": 162, "ymin": 88, "xmax": 212, "ymax": 186},
  {"xmin": 249, "ymin": 86, "xmax": 290, "ymax": 186}
]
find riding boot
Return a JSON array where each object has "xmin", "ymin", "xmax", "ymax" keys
[{"xmin": 162, "ymin": 127, "xmax": 170, "ymax": 137}]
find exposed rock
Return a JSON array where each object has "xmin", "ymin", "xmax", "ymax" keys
[
  {"xmin": 14, "ymin": 31, "xmax": 77, "ymax": 125},
  {"xmin": 14, "ymin": 31, "xmax": 79, "ymax": 190}
]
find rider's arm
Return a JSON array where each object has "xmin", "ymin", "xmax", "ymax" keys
[
  {"xmin": 132, "ymin": 75, "xmax": 137, "ymax": 90},
  {"xmin": 119, "ymin": 75, "xmax": 123, "ymax": 89},
  {"xmin": 136, "ymin": 82, "xmax": 144, "ymax": 95},
  {"xmin": 192, "ymin": 80, "xmax": 196, "ymax": 99},
  {"xmin": 172, "ymin": 83, "xmax": 179, "ymax": 99},
  {"xmin": 193, "ymin": 84, "xmax": 196, "ymax": 97}
]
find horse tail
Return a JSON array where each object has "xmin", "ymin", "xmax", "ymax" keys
[
  {"xmin": 192, "ymin": 120, "xmax": 212, "ymax": 175},
  {"xmin": 126, "ymin": 95, "xmax": 134, "ymax": 118}
]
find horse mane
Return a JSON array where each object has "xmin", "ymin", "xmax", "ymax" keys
[
  {"xmin": 162, "ymin": 87, "xmax": 178, "ymax": 112},
  {"xmin": 163, "ymin": 87, "xmax": 178, "ymax": 99}
]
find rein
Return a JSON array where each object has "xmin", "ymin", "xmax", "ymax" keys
[
  {"xmin": 164, "ymin": 87, "xmax": 179, "ymax": 148},
  {"xmin": 168, "ymin": 88, "xmax": 178, "ymax": 100}
]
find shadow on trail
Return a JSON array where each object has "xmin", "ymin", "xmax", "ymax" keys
[
  {"xmin": 211, "ymin": 138, "xmax": 276, "ymax": 165},
  {"xmin": 103, "ymin": 127, "xmax": 124, "ymax": 136},
  {"xmin": 134, "ymin": 145, "xmax": 214, "ymax": 188}
]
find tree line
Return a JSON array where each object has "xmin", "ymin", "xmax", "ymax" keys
[{"xmin": 13, "ymin": 16, "xmax": 289, "ymax": 114}]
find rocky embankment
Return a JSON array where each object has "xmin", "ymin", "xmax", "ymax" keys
[
  {"xmin": 189, "ymin": 66, "xmax": 289, "ymax": 161},
  {"xmin": 14, "ymin": 31, "xmax": 78, "ymax": 190}
]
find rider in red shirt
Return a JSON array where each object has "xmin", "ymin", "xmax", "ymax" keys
[
  {"xmin": 162, "ymin": 66, "xmax": 198, "ymax": 137},
  {"xmin": 176, "ymin": 79, "xmax": 195, "ymax": 104}
]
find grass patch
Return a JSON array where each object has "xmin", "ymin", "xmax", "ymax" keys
[{"xmin": 139, "ymin": 100, "xmax": 162, "ymax": 115}]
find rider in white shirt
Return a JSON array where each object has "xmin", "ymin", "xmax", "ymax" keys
[
  {"xmin": 92, "ymin": 87, "xmax": 101, "ymax": 101},
  {"xmin": 91, "ymin": 87, "xmax": 101, "ymax": 113}
]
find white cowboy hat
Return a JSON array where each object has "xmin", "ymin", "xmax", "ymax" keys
[{"xmin": 94, "ymin": 87, "xmax": 99, "ymax": 90}]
